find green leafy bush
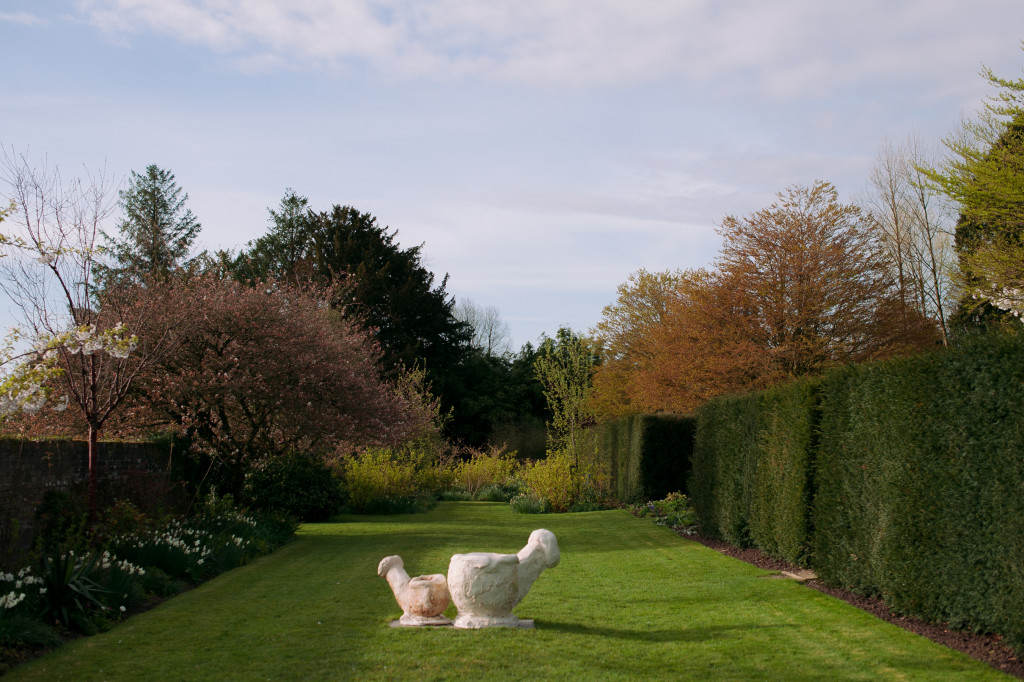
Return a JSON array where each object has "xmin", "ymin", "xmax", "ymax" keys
[
  {"xmin": 509, "ymin": 492, "xmax": 550, "ymax": 514},
  {"xmin": 630, "ymin": 492, "xmax": 697, "ymax": 532},
  {"xmin": 32, "ymin": 490, "xmax": 88, "ymax": 554},
  {"xmin": 136, "ymin": 566, "xmax": 182, "ymax": 597},
  {"xmin": 242, "ymin": 451, "xmax": 344, "ymax": 522},
  {"xmin": 0, "ymin": 610, "xmax": 60, "ymax": 649}
]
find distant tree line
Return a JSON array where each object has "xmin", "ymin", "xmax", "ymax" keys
[{"xmin": 0, "ymin": 159, "xmax": 548, "ymax": 514}]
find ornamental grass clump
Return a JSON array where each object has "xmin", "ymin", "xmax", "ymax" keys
[{"xmin": 36, "ymin": 549, "xmax": 108, "ymax": 632}]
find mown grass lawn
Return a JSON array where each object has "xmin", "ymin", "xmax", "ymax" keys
[{"xmin": 7, "ymin": 502, "xmax": 1009, "ymax": 681}]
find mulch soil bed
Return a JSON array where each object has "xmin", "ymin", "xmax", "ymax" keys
[{"xmin": 686, "ymin": 532, "xmax": 1024, "ymax": 679}]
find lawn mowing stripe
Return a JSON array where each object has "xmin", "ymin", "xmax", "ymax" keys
[{"xmin": 7, "ymin": 502, "xmax": 1010, "ymax": 681}]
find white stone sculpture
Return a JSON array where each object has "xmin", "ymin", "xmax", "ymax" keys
[
  {"xmin": 377, "ymin": 555, "xmax": 452, "ymax": 626},
  {"xmin": 446, "ymin": 529, "xmax": 560, "ymax": 629}
]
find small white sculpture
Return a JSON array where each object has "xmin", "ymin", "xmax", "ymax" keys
[
  {"xmin": 447, "ymin": 529, "xmax": 560, "ymax": 629},
  {"xmin": 377, "ymin": 555, "xmax": 452, "ymax": 626}
]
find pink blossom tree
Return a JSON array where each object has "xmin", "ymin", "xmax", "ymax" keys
[{"xmin": 135, "ymin": 276, "xmax": 435, "ymax": 494}]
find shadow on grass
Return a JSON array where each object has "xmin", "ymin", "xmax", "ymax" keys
[{"xmin": 537, "ymin": 621, "xmax": 794, "ymax": 643}]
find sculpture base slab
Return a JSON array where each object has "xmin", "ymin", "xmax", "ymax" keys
[
  {"xmin": 390, "ymin": 616, "xmax": 453, "ymax": 628},
  {"xmin": 453, "ymin": 616, "xmax": 535, "ymax": 629},
  {"xmin": 389, "ymin": 619, "xmax": 534, "ymax": 629}
]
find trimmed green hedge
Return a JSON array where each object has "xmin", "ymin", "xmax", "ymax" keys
[
  {"xmin": 814, "ymin": 333, "xmax": 1024, "ymax": 649},
  {"xmin": 690, "ymin": 392, "xmax": 759, "ymax": 548},
  {"xmin": 750, "ymin": 379, "xmax": 818, "ymax": 566},
  {"xmin": 689, "ymin": 379, "xmax": 817, "ymax": 564},
  {"xmin": 595, "ymin": 414, "xmax": 694, "ymax": 503},
  {"xmin": 687, "ymin": 331, "xmax": 1024, "ymax": 650}
]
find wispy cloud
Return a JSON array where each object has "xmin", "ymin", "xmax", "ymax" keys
[
  {"xmin": 0, "ymin": 11, "xmax": 45, "ymax": 25},
  {"xmin": 71, "ymin": 0, "xmax": 1017, "ymax": 93}
]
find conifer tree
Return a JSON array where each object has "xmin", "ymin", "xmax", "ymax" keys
[{"xmin": 100, "ymin": 164, "xmax": 201, "ymax": 286}]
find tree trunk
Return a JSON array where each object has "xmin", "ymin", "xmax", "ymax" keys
[{"xmin": 88, "ymin": 422, "xmax": 99, "ymax": 526}]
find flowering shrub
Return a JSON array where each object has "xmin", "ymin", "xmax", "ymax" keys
[
  {"xmin": 0, "ymin": 566, "xmax": 60, "ymax": 655},
  {"xmin": 109, "ymin": 520, "xmax": 215, "ymax": 582},
  {"xmin": 342, "ymin": 449, "xmax": 438, "ymax": 514},
  {"xmin": 95, "ymin": 551, "xmax": 146, "ymax": 611},
  {"xmin": 520, "ymin": 454, "xmax": 575, "ymax": 512},
  {"xmin": 452, "ymin": 446, "xmax": 520, "ymax": 498},
  {"xmin": 0, "ymin": 568, "xmax": 45, "ymax": 614},
  {"xmin": 630, "ymin": 492, "xmax": 697, "ymax": 533},
  {"xmin": 0, "ymin": 496, "xmax": 298, "ymax": 669},
  {"xmin": 516, "ymin": 450, "xmax": 613, "ymax": 513}
]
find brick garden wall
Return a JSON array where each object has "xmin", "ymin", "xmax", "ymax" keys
[{"xmin": 0, "ymin": 439, "xmax": 176, "ymax": 569}]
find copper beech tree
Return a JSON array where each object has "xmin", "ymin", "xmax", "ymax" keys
[
  {"xmin": 715, "ymin": 181, "xmax": 928, "ymax": 377},
  {"xmin": 589, "ymin": 181, "xmax": 937, "ymax": 418},
  {"xmin": 590, "ymin": 268, "xmax": 770, "ymax": 418},
  {"xmin": 133, "ymin": 276, "xmax": 435, "ymax": 495}
]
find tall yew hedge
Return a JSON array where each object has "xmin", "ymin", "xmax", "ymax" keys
[
  {"xmin": 689, "ymin": 379, "xmax": 817, "ymax": 565},
  {"xmin": 686, "ymin": 331, "xmax": 1024, "ymax": 650},
  {"xmin": 596, "ymin": 414, "xmax": 694, "ymax": 503},
  {"xmin": 814, "ymin": 333, "xmax": 1024, "ymax": 648},
  {"xmin": 690, "ymin": 393, "xmax": 759, "ymax": 548},
  {"xmin": 749, "ymin": 379, "xmax": 818, "ymax": 566}
]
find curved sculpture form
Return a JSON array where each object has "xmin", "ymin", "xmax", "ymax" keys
[
  {"xmin": 447, "ymin": 529, "xmax": 560, "ymax": 629},
  {"xmin": 377, "ymin": 555, "xmax": 452, "ymax": 626}
]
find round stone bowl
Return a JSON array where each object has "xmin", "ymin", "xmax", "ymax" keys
[
  {"xmin": 447, "ymin": 552, "xmax": 520, "ymax": 628},
  {"xmin": 404, "ymin": 574, "xmax": 450, "ymax": 620}
]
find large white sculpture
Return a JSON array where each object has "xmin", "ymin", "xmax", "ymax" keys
[
  {"xmin": 446, "ymin": 529, "xmax": 560, "ymax": 629},
  {"xmin": 377, "ymin": 555, "xmax": 452, "ymax": 626}
]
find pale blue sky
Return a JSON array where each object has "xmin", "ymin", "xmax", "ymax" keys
[{"xmin": 3, "ymin": 1, "xmax": 1024, "ymax": 348}]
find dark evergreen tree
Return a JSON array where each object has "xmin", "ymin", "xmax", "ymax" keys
[
  {"xmin": 439, "ymin": 342, "xmax": 548, "ymax": 449},
  {"xmin": 234, "ymin": 192, "xmax": 474, "ymax": 434},
  {"xmin": 99, "ymin": 165, "xmax": 201, "ymax": 286}
]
